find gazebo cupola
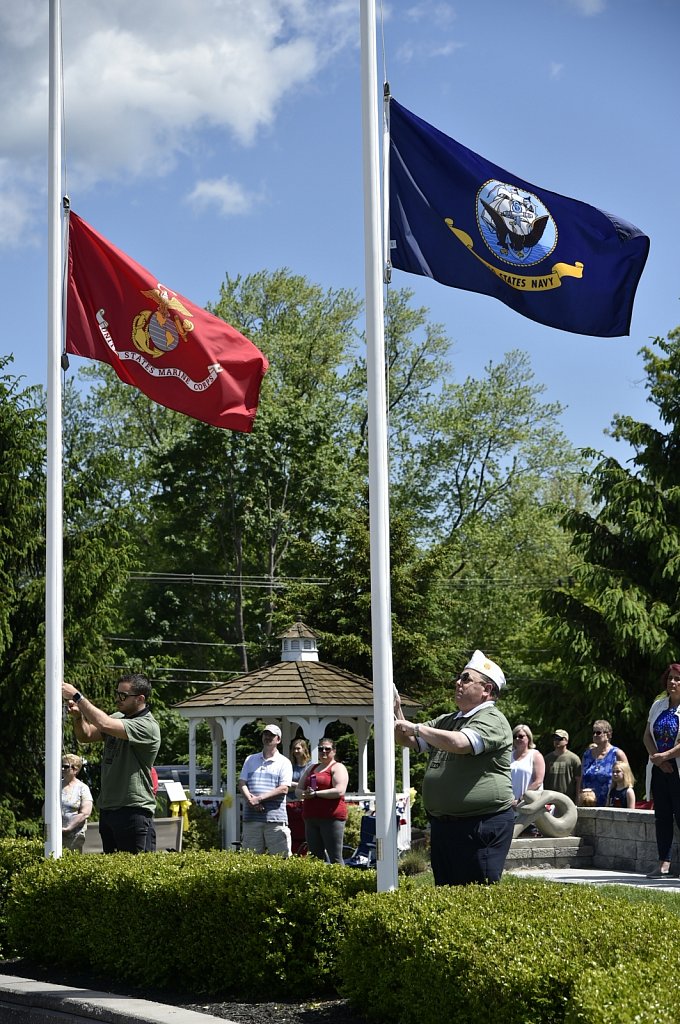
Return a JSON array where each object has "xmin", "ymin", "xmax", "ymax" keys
[{"xmin": 280, "ymin": 621, "xmax": 320, "ymax": 662}]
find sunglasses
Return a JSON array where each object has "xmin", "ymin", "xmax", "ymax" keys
[
  {"xmin": 318, "ymin": 747, "xmax": 333, "ymax": 753},
  {"xmin": 592, "ymin": 730, "xmax": 606, "ymax": 736},
  {"xmin": 115, "ymin": 690, "xmax": 138, "ymax": 701},
  {"xmin": 61, "ymin": 764, "xmax": 73, "ymax": 770},
  {"xmin": 458, "ymin": 671, "xmax": 483, "ymax": 685}
]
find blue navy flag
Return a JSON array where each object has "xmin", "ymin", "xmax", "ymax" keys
[{"xmin": 389, "ymin": 98, "xmax": 649, "ymax": 338}]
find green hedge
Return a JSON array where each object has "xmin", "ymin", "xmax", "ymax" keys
[
  {"xmin": 0, "ymin": 838, "xmax": 43, "ymax": 957},
  {"xmin": 565, "ymin": 961, "xmax": 677, "ymax": 1024},
  {"xmin": 336, "ymin": 878, "xmax": 680, "ymax": 1024},
  {"xmin": 6, "ymin": 850, "xmax": 376, "ymax": 998},
  {"xmin": 6, "ymin": 843, "xmax": 680, "ymax": 1022}
]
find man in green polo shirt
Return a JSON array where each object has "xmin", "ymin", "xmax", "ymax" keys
[
  {"xmin": 62, "ymin": 674, "xmax": 161, "ymax": 853},
  {"xmin": 395, "ymin": 649, "xmax": 514, "ymax": 885}
]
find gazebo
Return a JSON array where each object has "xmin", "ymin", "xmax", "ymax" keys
[{"xmin": 173, "ymin": 621, "xmax": 420, "ymax": 848}]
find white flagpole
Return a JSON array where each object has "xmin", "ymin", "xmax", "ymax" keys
[
  {"xmin": 359, "ymin": 0, "xmax": 398, "ymax": 891},
  {"xmin": 45, "ymin": 0, "xmax": 65, "ymax": 858}
]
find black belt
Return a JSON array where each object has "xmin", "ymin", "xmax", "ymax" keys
[{"xmin": 430, "ymin": 807, "xmax": 513, "ymax": 823}]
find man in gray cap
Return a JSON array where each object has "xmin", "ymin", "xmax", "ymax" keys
[
  {"xmin": 238, "ymin": 724, "xmax": 293, "ymax": 856},
  {"xmin": 395, "ymin": 649, "xmax": 514, "ymax": 886},
  {"xmin": 544, "ymin": 729, "xmax": 581, "ymax": 802}
]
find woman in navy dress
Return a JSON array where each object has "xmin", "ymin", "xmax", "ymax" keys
[
  {"xmin": 643, "ymin": 663, "xmax": 680, "ymax": 876},
  {"xmin": 579, "ymin": 720, "xmax": 628, "ymax": 806}
]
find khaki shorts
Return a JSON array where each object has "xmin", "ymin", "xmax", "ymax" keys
[{"xmin": 241, "ymin": 820, "xmax": 291, "ymax": 857}]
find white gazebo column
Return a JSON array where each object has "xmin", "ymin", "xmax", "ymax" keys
[
  {"xmin": 188, "ymin": 719, "xmax": 198, "ymax": 795},
  {"xmin": 356, "ymin": 719, "xmax": 371, "ymax": 794},
  {"xmin": 209, "ymin": 720, "xmax": 223, "ymax": 793},
  {"xmin": 222, "ymin": 717, "xmax": 239, "ymax": 850}
]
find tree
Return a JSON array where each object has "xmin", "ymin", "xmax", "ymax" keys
[
  {"xmin": 0, "ymin": 369, "xmax": 136, "ymax": 821},
  {"xmin": 536, "ymin": 325, "xmax": 680, "ymax": 770},
  {"xmin": 109, "ymin": 269, "xmax": 363, "ymax": 699},
  {"xmin": 59, "ymin": 278, "xmax": 584, "ymax": 744}
]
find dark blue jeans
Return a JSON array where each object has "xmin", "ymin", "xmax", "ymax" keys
[
  {"xmin": 99, "ymin": 807, "xmax": 156, "ymax": 854},
  {"xmin": 429, "ymin": 807, "xmax": 515, "ymax": 886}
]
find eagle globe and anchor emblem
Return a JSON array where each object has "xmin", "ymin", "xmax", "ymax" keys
[
  {"xmin": 132, "ymin": 284, "xmax": 195, "ymax": 357},
  {"xmin": 476, "ymin": 180, "xmax": 557, "ymax": 267}
]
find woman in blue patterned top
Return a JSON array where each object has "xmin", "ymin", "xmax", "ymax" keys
[
  {"xmin": 643, "ymin": 663, "xmax": 680, "ymax": 877},
  {"xmin": 578, "ymin": 720, "xmax": 628, "ymax": 807}
]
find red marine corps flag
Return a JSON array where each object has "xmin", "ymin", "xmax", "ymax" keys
[{"xmin": 66, "ymin": 211, "xmax": 268, "ymax": 432}]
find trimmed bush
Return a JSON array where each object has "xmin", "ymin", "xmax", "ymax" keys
[
  {"xmin": 397, "ymin": 848, "xmax": 430, "ymax": 876},
  {"xmin": 0, "ymin": 838, "xmax": 43, "ymax": 956},
  {"xmin": 336, "ymin": 878, "xmax": 680, "ymax": 1024},
  {"xmin": 6, "ymin": 850, "xmax": 375, "ymax": 998},
  {"xmin": 180, "ymin": 802, "xmax": 221, "ymax": 851},
  {"xmin": 343, "ymin": 803, "xmax": 363, "ymax": 851},
  {"xmin": 565, "ymin": 961, "xmax": 678, "ymax": 1024}
]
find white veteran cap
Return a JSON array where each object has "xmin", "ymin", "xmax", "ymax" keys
[{"xmin": 464, "ymin": 650, "xmax": 506, "ymax": 691}]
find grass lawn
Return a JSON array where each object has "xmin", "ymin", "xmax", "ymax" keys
[{"xmin": 402, "ymin": 867, "xmax": 680, "ymax": 917}]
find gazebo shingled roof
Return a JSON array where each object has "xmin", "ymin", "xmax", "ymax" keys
[{"xmin": 173, "ymin": 659, "xmax": 420, "ymax": 711}]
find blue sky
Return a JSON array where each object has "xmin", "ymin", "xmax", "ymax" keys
[{"xmin": 1, "ymin": 0, "xmax": 678, "ymax": 460}]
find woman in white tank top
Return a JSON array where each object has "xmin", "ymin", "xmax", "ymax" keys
[{"xmin": 511, "ymin": 724, "xmax": 545, "ymax": 805}]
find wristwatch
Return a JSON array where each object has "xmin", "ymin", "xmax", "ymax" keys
[
  {"xmin": 72, "ymin": 691, "xmax": 83, "ymax": 704},
  {"xmin": 414, "ymin": 724, "xmax": 420, "ymax": 739}
]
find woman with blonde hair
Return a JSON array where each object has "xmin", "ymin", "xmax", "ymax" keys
[
  {"xmin": 61, "ymin": 753, "xmax": 93, "ymax": 852},
  {"xmin": 510, "ymin": 724, "xmax": 545, "ymax": 806},
  {"xmin": 287, "ymin": 737, "xmax": 311, "ymax": 855}
]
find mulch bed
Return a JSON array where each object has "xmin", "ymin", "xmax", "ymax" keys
[{"xmin": 0, "ymin": 958, "xmax": 369, "ymax": 1024}]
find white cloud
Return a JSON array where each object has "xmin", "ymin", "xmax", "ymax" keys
[
  {"xmin": 0, "ymin": 0, "xmax": 356, "ymax": 243},
  {"xmin": 404, "ymin": 2, "xmax": 457, "ymax": 24},
  {"xmin": 396, "ymin": 38, "xmax": 463, "ymax": 63},
  {"xmin": 0, "ymin": 159, "xmax": 42, "ymax": 247},
  {"xmin": 550, "ymin": 62, "xmax": 565, "ymax": 79},
  {"xmin": 566, "ymin": 0, "xmax": 606, "ymax": 15},
  {"xmin": 186, "ymin": 176, "xmax": 261, "ymax": 217}
]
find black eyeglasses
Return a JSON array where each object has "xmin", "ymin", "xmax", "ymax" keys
[
  {"xmin": 318, "ymin": 747, "xmax": 333, "ymax": 753},
  {"xmin": 115, "ymin": 690, "xmax": 138, "ymax": 701},
  {"xmin": 592, "ymin": 729, "xmax": 605, "ymax": 735},
  {"xmin": 61, "ymin": 764, "xmax": 73, "ymax": 770}
]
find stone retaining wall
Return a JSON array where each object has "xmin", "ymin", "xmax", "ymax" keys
[{"xmin": 575, "ymin": 806, "xmax": 680, "ymax": 873}]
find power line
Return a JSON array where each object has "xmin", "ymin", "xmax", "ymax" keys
[
  {"xmin": 433, "ymin": 576, "xmax": 574, "ymax": 590},
  {"xmin": 106, "ymin": 636, "xmax": 250, "ymax": 648},
  {"xmin": 128, "ymin": 572, "xmax": 330, "ymax": 589}
]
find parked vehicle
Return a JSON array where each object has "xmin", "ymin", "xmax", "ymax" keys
[{"xmin": 154, "ymin": 765, "xmax": 215, "ymax": 795}]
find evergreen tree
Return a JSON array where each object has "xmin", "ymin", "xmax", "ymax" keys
[
  {"xmin": 0, "ymin": 369, "xmax": 135, "ymax": 821},
  {"xmin": 536, "ymin": 326, "xmax": 680, "ymax": 770}
]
